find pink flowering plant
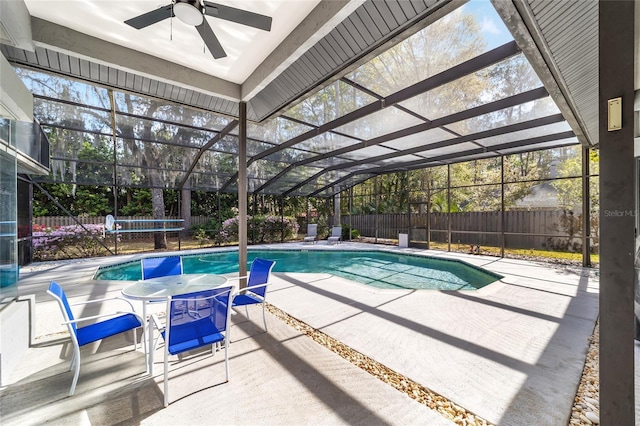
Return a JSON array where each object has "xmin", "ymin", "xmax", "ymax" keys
[{"xmin": 32, "ymin": 224, "xmax": 113, "ymax": 260}]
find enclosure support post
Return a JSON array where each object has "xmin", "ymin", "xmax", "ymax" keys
[
  {"xmin": 500, "ymin": 155, "xmax": 505, "ymax": 258},
  {"xmin": 306, "ymin": 196, "xmax": 310, "ymax": 234},
  {"xmin": 252, "ymin": 193, "xmax": 257, "ymax": 245},
  {"xmin": 349, "ymin": 188, "xmax": 353, "ymax": 241},
  {"xmin": 217, "ymin": 192, "xmax": 221, "ymax": 246},
  {"xmin": 280, "ymin": 195, "xmax": 285, "ymax": 243},
  {"xmin": 375, "ymin": 176, "xmax": 379, "ymax": 244},
  {"xmin": 108, "ymin": 89, "xmax": 118, "ymax": 255},
  {"xmin": 334, "ymin": 187, "xmax": 341, "ymax": 226},
  {"xmin": 177, "ymin": 192, "xmax": 181, "ymax": 250},
  {"xmin": 326, "ymin": 197, "xmax": 331, "ymax": 233},
  {"xmin": 427, "ymin": 185, "xmax": 431, "ymax": 250},
  {"xmin": 180, "ymin": 183, "xmax": 191, "ymax": 249},
  {"xmin": 238, "ymin": 102, "xmax": 248, "ymax": 289},
  {"xmin": 447, "ymin": 164, "xmax": 451, "ymax": 252},
  {"xmin": 599, "ymin": 1, "xmax": 635, "ymax": 423},
  {"xmin": 405, "ymin": 170, "xmax": 410, "ymax": 238},
  {"xmin": 582, "ymin": 146, "xmax": 591, "ymax": 267}
]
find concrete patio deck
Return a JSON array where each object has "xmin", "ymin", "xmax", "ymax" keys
[{"xmin": 1, "ymin": 242, "xmax": 599, "ymax": 425}]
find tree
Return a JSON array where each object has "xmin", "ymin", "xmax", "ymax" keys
[{"xmin": 551, "ymin": 147, "xmax": 598, "ymax": 211}]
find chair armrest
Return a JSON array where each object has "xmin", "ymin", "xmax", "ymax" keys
[
  {"xmin": 226, "ymin": 275, "xmax": 248, "ymax": 281},
  {"xmin": 64, "ymin": 311, "xmax": 143, "ymax": 326},
  {"xmin": 235, "ymin": 282, "xmax": 269, "ymax": 297},
  {"xmin": 241, "ymin": 283, "xmax": 269, "ymax": 292}
]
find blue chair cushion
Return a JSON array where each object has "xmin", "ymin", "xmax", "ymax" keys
[
  {"xmin": 164, "ymin": 318, "xmax": 225, "ymax": 355},
  {"xmin": 232, "ymin": 293, "xmax": 262, "ymax": 307},
  {"xmin": 76, "ymin": 313, "xmax": 142, "ymax": 347}
]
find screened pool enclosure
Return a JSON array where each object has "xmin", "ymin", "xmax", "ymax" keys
[{"xmin": 6, "ymin": 1, "xmax": 595, "ymax": 264}]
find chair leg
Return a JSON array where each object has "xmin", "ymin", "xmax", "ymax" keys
[
  {"xmin": 245, "ymin": 305, "xmax": 249, "ymax": 318},
  {"xmin": 69, "ymin": 346, "xmax": 81, "ymax": 396},
  {"xmin": 69, "ymin": 352, "xmax": 76, "ymax": 371},
  {"xmin": 261, "ymin": 303, "xmax": 267, "ymax": 332},
  {"xmin": 164, "ymin": 345, "xmax": 169, "ymax": 407},
  {"xmin": 224, "ymin": 336, "xmax": 229, "ymax": 382},
  {"xmin": 140, "ymin": 325, "xmax": 147, "ymax": 357}
]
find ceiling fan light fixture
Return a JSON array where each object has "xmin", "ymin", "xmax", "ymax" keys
[{"xmin": 174, "ymin": 0, "xmax": 203, "ymax": 26}]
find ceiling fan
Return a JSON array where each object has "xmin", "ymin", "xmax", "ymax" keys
[{"xmin": 125, "ymin": 0, "xmax": 272, "ymax": 59}]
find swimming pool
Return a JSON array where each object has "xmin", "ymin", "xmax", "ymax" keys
[{"xmin": 94, "ymin": 250, "xmax": 501, "ymax": 290}]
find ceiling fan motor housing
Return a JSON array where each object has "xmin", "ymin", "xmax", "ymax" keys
[{"xmin": 174, "ymin": 0, "xmax": 204, "ymax": 26}]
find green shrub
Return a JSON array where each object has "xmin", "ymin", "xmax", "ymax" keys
[
  {"xmin": 193, "ymin": 228, "xmax": 209, "ymax": 247},
  {"xmin": 341, "ymin": 224, "xmax": 359, "ymax": 241},
  {"xmin": 222, "ymin": 215, "xmax": 300, "ymax": 243}
]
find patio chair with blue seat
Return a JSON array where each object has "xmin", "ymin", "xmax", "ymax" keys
[
  {"xmin": 141, "ymin": 255, "xmax": 183, "ymax": 280},
  {"xmin": 47, "ymin": 280, "xmax": 145, "ymax": 396},
  {"xmin": 328, "ymin": 226, "xmax": 342, "ymax": 245},
  {"xmin": 153, "ymin": 286, "xmax": 234, "ymax": 407},
  {"xmin": 232, "ymin": 258, "xmax": 276, "ymax": 331},
  {"xmin": 303, "ymin": 223, "xmax": 317, "ymax": 244}
]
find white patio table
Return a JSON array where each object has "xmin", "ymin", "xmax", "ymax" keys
[{"xmin": 122, "ymin": 274, "xmax": 229, "ymax": 373}]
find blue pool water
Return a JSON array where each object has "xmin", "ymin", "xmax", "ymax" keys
[{"xmin": 94, "ymin": 250, "xmax": 501, "ymax": 290}]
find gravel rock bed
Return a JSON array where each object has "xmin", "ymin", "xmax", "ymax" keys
[{"xmin": 570, "ymin": 321, "xmax": 600, "ymax": 425}]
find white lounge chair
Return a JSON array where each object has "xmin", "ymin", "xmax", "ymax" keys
[
  {"xmin": 303, "ymin": 224, "xmax": 317, "ymax": 244},
  {"xmin": 327, "ymin": 226, "xmax": 342, "ymax": 245}
]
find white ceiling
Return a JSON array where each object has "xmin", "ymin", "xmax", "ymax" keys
[{"xmin": 23, "ymin": 0, "xmax": 320, "ymax": 85}]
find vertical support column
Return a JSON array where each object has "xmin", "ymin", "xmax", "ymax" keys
[
  {"xmin": 374, "ymin": 176, "xmax": 379, "ymax": 244},
  {"xmin": 447, "ymin": 164, "xmax": 451, "ymax": 252},
  {"xmin": 427, "ymin": 185, "xmax": 431, "ymax": 249},
  {"xmin": 217, "ymin": 191, "xmax": 221, "ymax": 246},
  {"xmin": 501, "ymin": 156, "xmax": 505, "ymax": 258},
  {"xmin": 252, "ymin": 193, "xmax": 257, "ymax": 245},
  {"xmin": 582, "ymin": 146, "xmax": 591, "ymax": 267},
  {"xmin": 108, "ymin": 89, "xmax": 119, "ymax": 255},
  {"xmin": 406, "ymin": 170, "xmax": 411, "ymax": 237},
  {"xmin": 306, "ymin": 196, "xmax": 310, "ymax": 235},
  {"xmin": 280, "ymin": 195, "xmax": 285, "ymax": 243},
  {"xmin": 599, "ymin": 1, "xmax": 635, "ymax": 423},
  {"xmin": 334, "ymin": 187, "xmax": 341, "ymax": 226},
  {"xmin": 238, "ymin": 102, "xmax": 248, "ymax": 289},
  {"xmin": 181, "ymin": 185, "xmax": 191, "ymax": 232},
  {"xmin": 177, "ymin": 192, "xmax": 181, "ymax": 250},
  {"xmin": 349, "ymin": 188, "xmax": 353, "ymax": 241}
]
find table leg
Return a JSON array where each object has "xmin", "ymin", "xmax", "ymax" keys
[{"xmin": 143, "ymin": 301, "xmax": 153, "ymax": 374}]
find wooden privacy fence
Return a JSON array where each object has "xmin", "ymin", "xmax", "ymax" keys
[
  {"xmin": 35, "ymin": 211, "xmax": 594, "ymax": 250},
  {"xmin": 344, "ymin": 210, "xmax": 593, "ymax": 251}
]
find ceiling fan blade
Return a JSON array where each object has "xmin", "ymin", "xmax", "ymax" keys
[
  {"xmin": 202, "ymin": 2, "xmax": 272, "ymax": 31},
  {"xmin": 125, "ymin": 5, "xmax": 174, "ymax": 29},
  {"xmin": 196, "ymin": 19, "xmax": 227, "ymax": 59}
]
